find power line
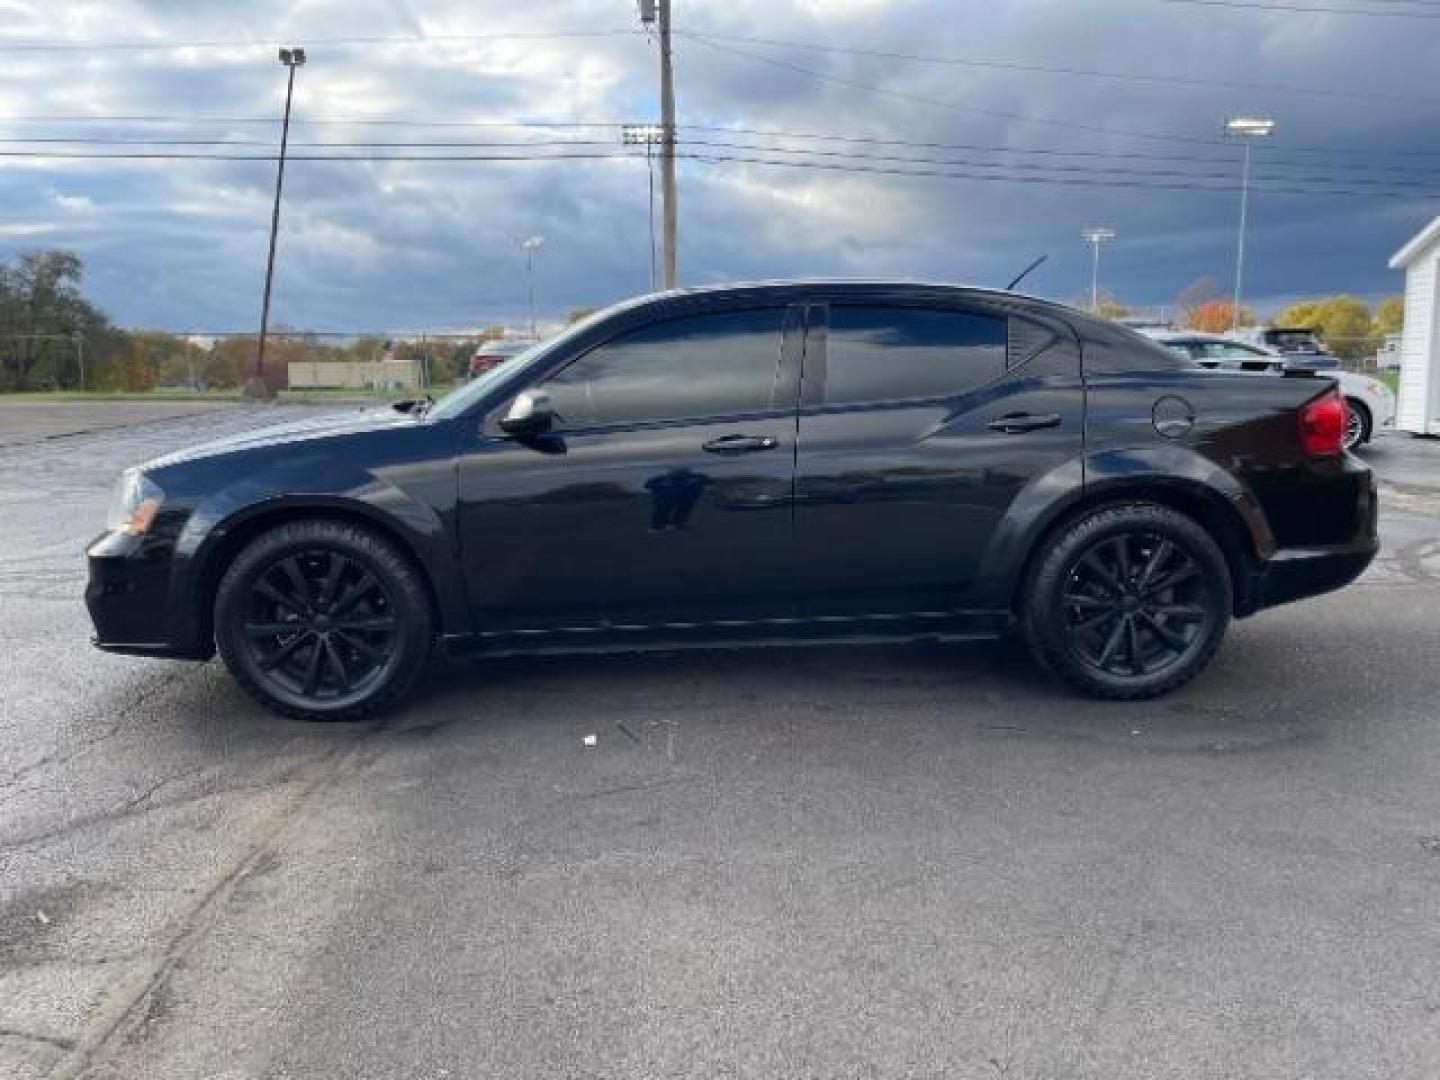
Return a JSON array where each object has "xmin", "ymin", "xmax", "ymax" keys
[
  {"xmin": 676, "ymin": 29, "xmax": 1436, "ymax": 107},
  {"xmin": 685, "ymin": 150, "xmax": 1440, "ymax": 199},
  {"xmin": 0, "ymin": 149, "xmax": 646, "ymax": 162},
  {"xmin": 682, "ymin": 37, "xmax": 1440, "ymax": 160},
  {"xmin": 678, "ymin": 125, "xmax": 1440, "ymax": 177},
  {"xmin": 683, "ymin": 32, "xmax": 1255, "ymax": 149},
  {"xmin": 0, "ymin": 142, "xmax": 1434, "ymax": 197},
  {"xmin": 6, "ymin": 130, "xmax": 1440, "ymax": 180},
  {"xmin": 1160, "ymin": 0, "xmax": 1440, "ymax": 16},
  {"xmin": 4, "ymin": 108, "xmax": 1437, "ymax": 162},
  {"xmin": 0, "ymin": 114, "xmax": 626, "ymax": 128},
  {"xmin": 0, "ymin": 29, "xmax": 642, "ymax": 52},
  {"xmin": 680, "ymin": 137, "xmax": 1440, "ymax": 193}
]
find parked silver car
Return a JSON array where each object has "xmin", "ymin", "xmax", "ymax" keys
[{"xmin": 1143, "ymin": 330, "xmax": 1395, "ymax": 451}]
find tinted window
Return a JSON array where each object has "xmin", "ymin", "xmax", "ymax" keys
[
  {"xmin": 543, "ymin": 308, "xmax": 785, "ymax": 427},
  {"xmin": 1193, "ymin": 341, "xmax": 1269, "ymax": 359},
  {"xmin": 825, "ymin": 306, "xmax": 1006, "ymax": 404}
]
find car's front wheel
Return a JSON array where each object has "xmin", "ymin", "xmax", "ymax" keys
[
  {"xmin": 214, "ymin": 519, "xmax": 434, "ymax": 721},
  {"xmin": 1022, "ymin": 503, "xmax": 1232, "ymax": 699}
]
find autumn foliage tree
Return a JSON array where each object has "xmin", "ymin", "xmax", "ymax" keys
[
  {"xmin": 1273, "ymin": 295, "xmax": 1375, "ymax": 360},
  {"xmin": 1175, "ymin": 277, "xmax": 1254, "ymax": 333},
  {"xmin": 1182, "ymin": 299, "xmax": 1253, "ymax": 333}
]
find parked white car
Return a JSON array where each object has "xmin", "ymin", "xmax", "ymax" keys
[{"xmin": 1141, "ymin": 330, "xmax": 1395, "ymax": 451}]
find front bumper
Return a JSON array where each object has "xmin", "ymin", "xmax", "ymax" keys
[{"xmin": 86, "ymin": 530, "xmax": 213, "ymax": 660}]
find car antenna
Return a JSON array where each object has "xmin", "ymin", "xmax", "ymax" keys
[{"xmin": 1005, "ymin": 254, "xmax": 1048, "ymax": 291}]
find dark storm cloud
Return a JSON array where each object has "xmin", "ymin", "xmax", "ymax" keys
[{"xmin": 0, "ymin": 0, "xmax": 1434, "ymax": 329}]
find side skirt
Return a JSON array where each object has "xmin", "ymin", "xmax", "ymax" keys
[{"xmin": 439, "ymin": 610, "xmax": 1012, "ymax": 661}]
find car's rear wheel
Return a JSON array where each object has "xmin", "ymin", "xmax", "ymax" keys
[
  {"xmin": 215, "ymin": 520, "xmax": 433, "ymax": 721},
  {"xmin": 1022, "ymin": 503, "xmax": 1232, "ymax": 699},
  {"xmin": 1343, "ymin": 398, "xmax": 1371, "ymax": 451}
]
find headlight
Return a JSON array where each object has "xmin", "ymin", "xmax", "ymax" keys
[{"xmin": 105, "ymin": 469, "xmax": 165, "ymax": 535}]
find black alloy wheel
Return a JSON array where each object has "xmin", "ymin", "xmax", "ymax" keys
[
  {"xmin": 1062, "ymin": 531, "xmax": 1210, "ymax": 678},
  {"xmin": 215, "ymin": 520, "xmax": 433, "ymax": 720},
  {"xmin": 1022, "ymin": 503, "xmax": 1232, "ymax": 699}
]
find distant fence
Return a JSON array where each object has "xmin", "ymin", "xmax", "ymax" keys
[{"xmin": 288, "ymin": 360, "xmax": 424, "ymax": 390}]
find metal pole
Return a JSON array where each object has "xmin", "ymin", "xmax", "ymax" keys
[
  {"xmin": 253, "ymin": 60, "xmax": 298, "ymax": 396},
  {"xmin": 658, "ymin": 0, "xmax": 678, "ymax": 289},
  {"xmin": 526, "ymin": 247, "xmax": 537, "ymax": 341},
  {"xmin": 647, "ymin": 140, "xmax": 658, "ymax": 291},
  {"xmin": 1233, "ymin": 140, "xmax": 1251, "ymax": 331},
  {"xmin": 1090, "ymin": 239, "xmax": 1101, "ymax": 311},
  {"xmin": 75, "ymin": 334, "xmax": 84, "ymax": 392}
]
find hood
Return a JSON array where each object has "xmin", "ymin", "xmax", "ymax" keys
[{"xmin": 144, "ymin": 405, "xmax": 418, "ymax": 469}]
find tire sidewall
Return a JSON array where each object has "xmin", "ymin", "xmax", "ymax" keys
[
  {"xmin": 1024, "ymin": 504, "xmax": 1232, "ymax": 699},
  {"xmin": 215, "ymin": 521, "xmax": 433, "ymax": 720}
]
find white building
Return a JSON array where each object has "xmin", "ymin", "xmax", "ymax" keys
[{"xmin": 1388, "ymin": 215, "xmax": 1440, "ymax": 435}]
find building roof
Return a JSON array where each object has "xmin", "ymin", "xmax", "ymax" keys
[{"xmin": 1389, "ymin": 214, "xmax": 1440, "ymax": 269}]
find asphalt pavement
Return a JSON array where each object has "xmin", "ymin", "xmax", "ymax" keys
[{"xmin": 2, "ymin": 403, "xmax": 1439, "ymax": 1080}]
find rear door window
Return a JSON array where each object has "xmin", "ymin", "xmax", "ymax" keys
[{"xmin": 824, "ymin": 305, "xmax": 1006, "ymax": 405}]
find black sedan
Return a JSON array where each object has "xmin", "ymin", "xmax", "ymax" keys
[{"xmin": 87, "ymin": 283, "xmax": 1377, "ymax": 720}]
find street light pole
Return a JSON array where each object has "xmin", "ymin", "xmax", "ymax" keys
[
  {"xmin": 1225, "ymin": 116, "xmax": 1275, "ymax": 331},
  {"xmin": 657, "ymin": 0, "xmax": 677, "ymax": 288},
  {"xmin": 1081, "ymin": 227, "xmax": 1115, "ymax": 312},
  {"xmin": 517, "ymin": 235, "xmax": 544, "ymax": 340},
  {"xmin": 249, "ymin": 46, "xmax": 306, "ymax": 398}
]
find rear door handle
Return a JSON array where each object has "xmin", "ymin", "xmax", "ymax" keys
[
  {"xmin": 702, "ymin": 434, "xmax": 779, "ymax": 455},
  {"xmin": 986, "ymin": 412, "xmax": 1062, "ymax": 434}
]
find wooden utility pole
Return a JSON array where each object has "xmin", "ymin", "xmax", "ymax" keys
[{"xmin": 658, "ymin": 0, "xmax": 677, "ymax": 289}]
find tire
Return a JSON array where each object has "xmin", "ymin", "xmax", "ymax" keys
[
  {"xmin": 1021, "ymin": 503, "xmax": 1232, "ymax": 700},
  {"xmin": 1343, "ymin": 398, "xmax": 1371, "ymax": 451},
  {"xmin": 215, "ymin": 519, "xmax": 434, "ymax": 721}
]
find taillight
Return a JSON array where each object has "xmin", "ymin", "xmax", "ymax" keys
[{"xmin": 1299, "ymin": 389, "xmax": 1346, "ymax": 457}]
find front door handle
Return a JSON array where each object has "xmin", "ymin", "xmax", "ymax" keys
[
  {"xmin": 702, "ymin": 434, "xmax": 779, "ymax": 455},
  {"xmin": 986, "ymin": 412, "xmax": 1062, "ymax": 434}
]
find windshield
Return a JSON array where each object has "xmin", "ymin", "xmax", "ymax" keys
[{"xmin": 428, "ymin": 308, "xmax": 615, "ymax": 421}]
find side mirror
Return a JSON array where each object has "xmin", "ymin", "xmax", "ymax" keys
[{"xmin": 499, "ymin": 389, "xmax": 554, "ymax": 434}]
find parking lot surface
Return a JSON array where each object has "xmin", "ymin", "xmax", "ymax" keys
[{"xmin": 2, "ymin": 404, "xmax": 1439, "ymax": 1079}]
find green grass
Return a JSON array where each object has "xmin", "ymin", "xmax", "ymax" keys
[{"xmin": 1376, "ymin": 369, "xmax": 1399, "ymax": 395}]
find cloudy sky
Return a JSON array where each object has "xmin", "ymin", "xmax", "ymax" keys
[{"xmin": 0, "ymin": 0, "xmax": 1436, "ymax": 332}]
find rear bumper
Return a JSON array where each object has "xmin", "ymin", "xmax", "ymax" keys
[
  {"xmin": 1241, "ymin": 464, "xmax": 1379, "ymax": 614},
  {"xmin": 86, "ymin": 531, "xmax": 213, "ymax": 660},
  {"xmin": 1248, "ymin": 542, "xmax": 1376, "ymax": 612}
]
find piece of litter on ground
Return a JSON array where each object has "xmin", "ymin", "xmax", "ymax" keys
[
  {"xmin": 35, "ymin": 910, "xmax": 50, "ymax": 925},
  {"xmin": 1131, "ymin": 730, "xmax": 1142, "ymax": 736},
  {"xmin": 582, "ymin": 734, "xmax": 598, "ymax": 748}
]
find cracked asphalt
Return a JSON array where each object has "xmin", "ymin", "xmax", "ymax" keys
[{"xmin": 3, "ymin": 402, "xmax": 1440, "ymax": 1079}]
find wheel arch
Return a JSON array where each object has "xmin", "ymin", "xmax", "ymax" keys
[
  {"xmin": 187, "ymin": 497, "xmax": 463, "ymax": 649},
  {"xmin": 1007, "ymin": 478, "xmax": 1262, "ymax": 618}
]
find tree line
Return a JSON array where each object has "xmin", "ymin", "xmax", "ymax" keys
[
  {"xmin": 0, "ymin": 249, "xmax": 508, "ymax": 392},
  {"xmin": 1095, "ymin": 277, "xmax": 1405, "ymax": 361}
]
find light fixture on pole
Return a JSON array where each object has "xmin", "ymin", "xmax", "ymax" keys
[
  {"xmin": 1081, "ymin": 227, "xmax": 1115, "ymax": 312},
  {"xmin": 1224, "ymin": 115, "xmax": 1275, "ymax": 331},
  {"xmin": 516, "ymin": 235, "xmax": 545, "ymax": 341},
  {"xmin": 622, "ymin": 123, "xmax": 664, "ymax": 290},
  {"xmin": 249, "ymin": 45, "xmax": 306, "ymax": 398}
]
